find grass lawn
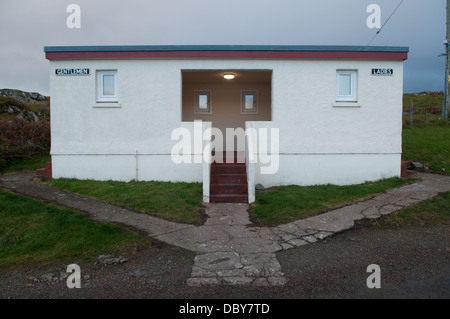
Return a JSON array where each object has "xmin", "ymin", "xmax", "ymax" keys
[
  {"xmin": 45, "ymin": 178, "xmax": 205, "ymax": 225},
  {"xmin": 0, "ymin": 188, "xmax": 148, "ymax": 269},
  {"xmin": 402, "ymin": 92, "xmax": 444, "ymax": 125},
  {"xmin": 250, "ymin": 177, "xmax": 416, "ymax": 226},
  {"xmin": 372, "ymin": 191, "xmax": 450, "ymax": 229},
  {"xmin": 402, "ymin": 121, "xmax": 450, "ymax": 173}
]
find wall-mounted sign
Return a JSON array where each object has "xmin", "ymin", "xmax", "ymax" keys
[
  {"xmin": 55, "ymin": 68, "xmax": 90, "ymax": 75},
  {"xmin": 372, "ymin": 68, "xmax": 393, "ymax": 76}
]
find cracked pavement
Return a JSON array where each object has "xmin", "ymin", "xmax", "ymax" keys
[{"xmin": 1, "ymin": 171, "xmax": 449, "ymax": 287}]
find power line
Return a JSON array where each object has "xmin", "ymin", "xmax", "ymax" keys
[{"xmin": 368, "ymin": 0, "xmax": 405, "ymax": 46}]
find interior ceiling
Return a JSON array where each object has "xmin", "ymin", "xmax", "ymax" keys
[{"xmin": 182, "ymin": 70, "xmax": 272, "ymax": 84}]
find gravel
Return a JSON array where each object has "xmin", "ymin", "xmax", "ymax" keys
[{"xmin": 1, "ymin": 223, "xmax": 449, "ymax": 299}]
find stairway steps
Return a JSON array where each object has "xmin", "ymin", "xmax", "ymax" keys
[
  {"xmin": 35, "ymin": 162, "xmax": 52, "ymax": 179},
  {"xmin": 211, "ymin": 174, "xmax": 247, "ymax": 184},
  {"xmin": 211, "ymin": 151, "xmax": 245, "ymax": 163},
  {"xmin": 209, "ymin": 194, "xmax": 248, "ymax": 203},
  {"xmin": 210, "ymin": 154, "xmax": 248, "ymax": 203},
  {"xmin": 210, "ymin": 183, "xmax": 248, "ymax": 194},
  {"xmin": 211, "ymin": 164, "xmax": 246, "ymax": 174}
]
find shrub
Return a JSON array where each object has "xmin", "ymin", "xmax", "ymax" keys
[{"xmin": 0, "ymin": 118, "xmax": 50, "ymax": 170}]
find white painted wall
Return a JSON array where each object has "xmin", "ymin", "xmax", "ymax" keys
[
  {"xmin": 49, "ymin": 58, "xmax": 403, "ymax": 188},
  {"xmin": 254, "ymin": 153, "xmax": 402, "ymax": 187}
]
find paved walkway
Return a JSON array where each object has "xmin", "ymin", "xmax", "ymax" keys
[{"xmin": 1, "ymin": 171, "xmax": 450, "ymax": 286}]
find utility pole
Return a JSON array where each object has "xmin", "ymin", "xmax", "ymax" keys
[{"xmin": 444, "ymin": 0, "xmax": 450, "ymax": 119}]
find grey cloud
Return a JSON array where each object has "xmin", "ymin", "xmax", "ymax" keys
[{"xmin": 0, "ymin": 0, "xmax": 446, "ymax": 95}]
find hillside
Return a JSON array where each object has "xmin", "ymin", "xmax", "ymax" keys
[
  {"xmin": 0, "ymin": 89, "xmax": 51, "ymax": 171},
  {"xmin": 403, "ymin": 91, "xmax": 444, "ymax": 109},
  {"xmin": 0, "ymin": 89, "xmax": 50, "ymax": 122}
]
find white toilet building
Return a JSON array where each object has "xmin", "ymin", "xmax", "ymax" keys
[{"xmin": 44, "ymin": 45, "xmax": 409, "ymax": 203}]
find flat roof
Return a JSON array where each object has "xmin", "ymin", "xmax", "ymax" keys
[
  {"xmin": 44, "ymin": 45, "xmax": 409, "ymax": 60},
  {"xmin": 44, "ymin": 45, "xmax": 409, "ymax": 53}
]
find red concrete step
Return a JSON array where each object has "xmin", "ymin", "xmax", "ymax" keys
[
  {"xmin": 35, "ymin": 168, "xmax": 46, "ymax": 176},
  {"xmin": 212, "ymin": 159, "xmax": 246, "ymax": 164},
  {"xmin": 211, "ymin": 152, "xmax": 245, "ymax": 164},
  {"xmin": 209, "ymin": 153, "xmax": 248, "ymax": 203},
  {"xmin": 401, "ymin": 161, "xmax": 408, "ymax": 178},
  {"xmin": 45, "ymin": 162, "xmax": 52, "ymax": 178},
  {"xmin": 211, "ymin": 174, "xmax": 247, "ymax": 184},
  {"xmin": 212, "ymin": 160, "xmax": 246, "ymax": 165},
  {"xmin": 210, "ymin": 183, "xmax": 248, "ymax": 194},
  {"xmin": 35, "ymin": 162, "xmax": 52, "ymax": 179},
  {"xmin": 211, "ymin": 164, "xmax": 246, "ymax": 174},
  {"xmin": 210, "ymin": 194, "xmax": 248, "ymax": 203}
]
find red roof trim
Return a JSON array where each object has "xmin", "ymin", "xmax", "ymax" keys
[{"xmin": 46, "ymin": 50, "xmax": 408, "ymax": 60}]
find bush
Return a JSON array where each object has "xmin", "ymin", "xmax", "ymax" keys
[{"xmin": 0, "ymin": 118, "xmax": 50, "ymax": 170}]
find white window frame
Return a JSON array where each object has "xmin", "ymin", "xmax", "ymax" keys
[
  {"xmin": 97, "ymin": 70, "xmax": 118, "ymax": 102},
  {"xmin": 241, "ymin": 90, "xmax": 258, "ymax": 114},
  {"xmin": 194, "ymin": 90, "xmax": 212, "ymax": 114},
  {"xmin": 336, "ymin": 70, "xmax": 357, "ymax": 102}
]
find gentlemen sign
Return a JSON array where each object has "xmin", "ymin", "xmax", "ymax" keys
[
  {"xmin": 372, "ymin": 68, "xmax": 393, "ymax": 75},
  {"xmin": 55, "ymin": 68, "xmax": 90, "ymax": 75}
]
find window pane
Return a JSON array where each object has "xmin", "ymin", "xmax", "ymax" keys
[
  {"xmin": 198, "ymin": 94, "xmax": 208, "ymax": 109},
  {"xmin": 102, "ymin": 75, "xmax": 116, "ymax": 96},
  {"xmin": 244, "ymin": 95, "xmax": 254, "ymax": 109},
  {"xmin": 338, "ymin": 74, "xmax": 352, "ymax": 96}
]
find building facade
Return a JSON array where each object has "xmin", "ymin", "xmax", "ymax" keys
[{"xmin": 44, "ymin": 45, "xmax": 409, "ymax": 203}]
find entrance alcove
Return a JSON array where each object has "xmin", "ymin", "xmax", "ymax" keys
[{"xmin": 181, "ymin": 70, "xmax": 272, "ymax": 153}]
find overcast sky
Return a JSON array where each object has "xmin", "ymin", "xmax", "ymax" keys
[{"xmin": 0, "ymin": 0, "xmax": 446, "ymax": 96}]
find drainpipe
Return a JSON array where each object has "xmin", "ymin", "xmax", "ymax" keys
[
  {"xmin": 445, "ymin": 40, "xmax": 449, "ymax": 119},
  {"xmin": 135, "ymin": 150, "xmax": 139, "ymax": 181}
]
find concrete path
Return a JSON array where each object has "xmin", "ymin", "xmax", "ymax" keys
[{"xmin": 1, "ymin": 171, "xmax": 450, "ymax": 287}]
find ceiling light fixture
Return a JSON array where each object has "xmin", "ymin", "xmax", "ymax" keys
[{"xmin": 223, "ymin": 73, "xmax": 235, "ymax": 80}]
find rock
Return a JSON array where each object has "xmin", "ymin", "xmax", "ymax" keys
[
  {"xmin": 41, "ymin": 273, "xmax": 55, "ymax": 281},
  {"xmin": 255, "ymin": 184, "xmax": 265, "ymax": 191},
  {"xmin": 0, "ymin": 89, "xmax": 49, "ymax": 105},
  {"xmin": 6, "ymin": 105, "xmax": 19, "ymax": 113},
  {"xmin": 411, "ymin": 162, "xmax": 424, "ymax": 169},
  {"xmin": 98, "ymin": 254, "xmax": 128, "ymax": 265},
  {"xmin": 129, "ymin": 269, "xmax": 147, "ymax": 278},
  {"xmin": 26, "ymin": 276, "xmax": 39, "ymax": 284},
  {"xmin": 418, "ymin": 242, "xmax": 427, "ymax": 249},
  {"xmin": 30, "ymin": 92, "xmax": 46, "ymax": 101},
  {"xmin": 16, "ymin": 111, "xmax": 40, "ymax": 122},
  {"xmin": 59, "ymin": 271, "xmax": 69, "ymax": 281},
  {"xmin": 347, "ymin": 236, "xmax": 361, "ymax": 242},
  {"xmin": 29, "ymin": 111, "xmax": 39, "ymax": 122}
]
